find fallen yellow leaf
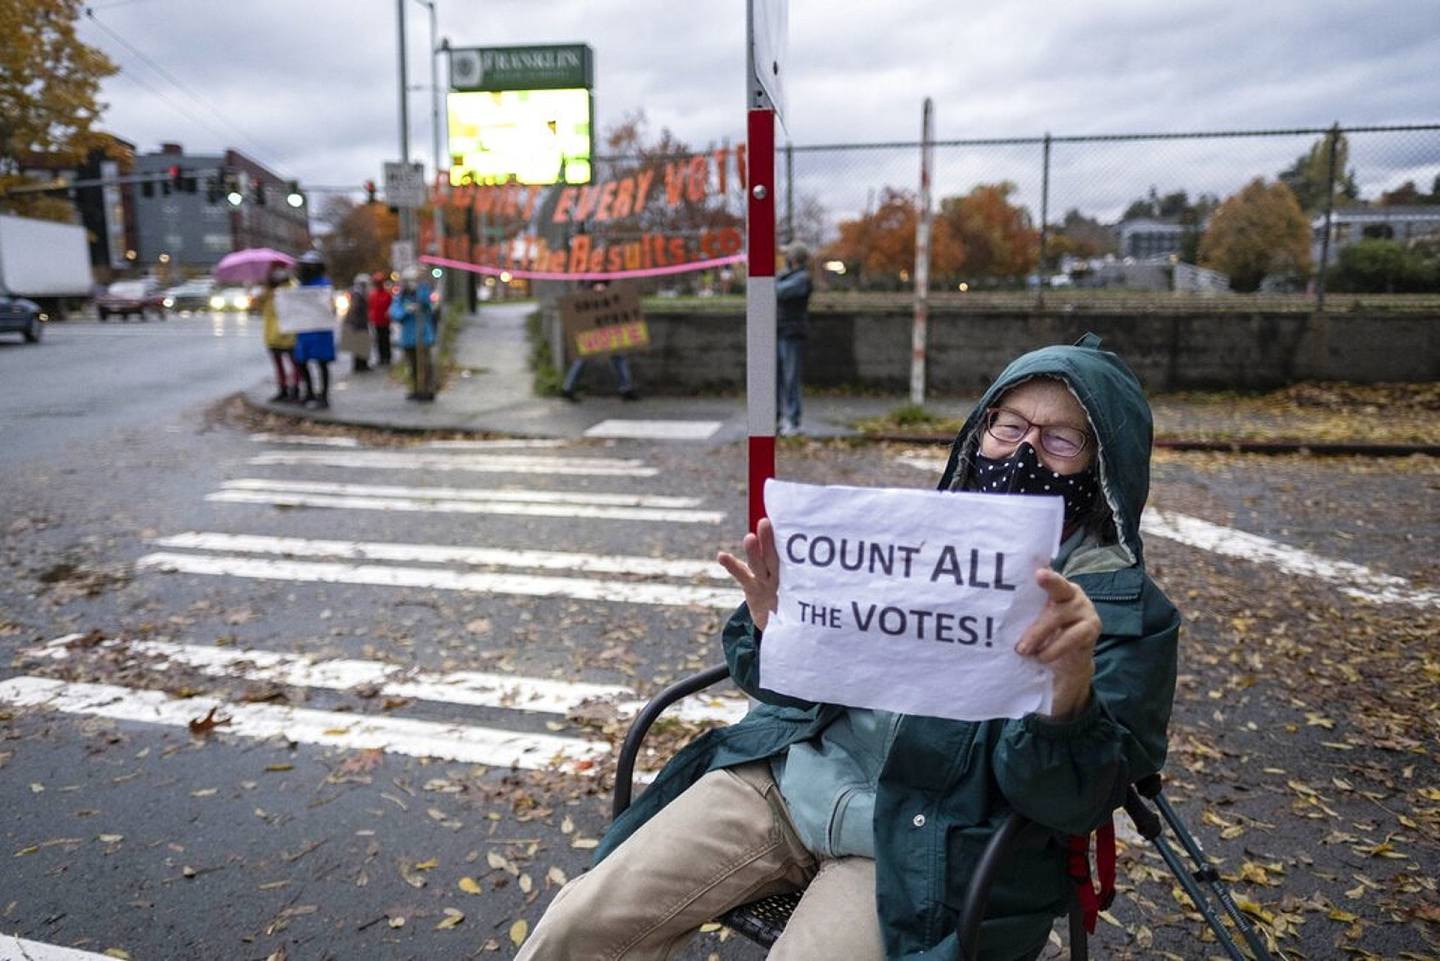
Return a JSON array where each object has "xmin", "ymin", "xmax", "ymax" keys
[
  {"xmin": 436, "ymin": 908, "xmax": 464, "ymax": 930},
  {"xmin": 458, "ymin": 876, "xmax": 483, "ymax": 895},
  {"xmin": 414, "ymin": 857, "xmax": 439, "ymax": 871},
  {"xmin": 510, "ymin": 919, "xmax": 529, "ymax": 946}
]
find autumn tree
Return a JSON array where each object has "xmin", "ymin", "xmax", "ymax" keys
[
  {"xmin": 318, "ymin": 196, "xmax": 398, "ymax": 286},
  {"xmin": 1277, "ymin": 130, "xmax": 1359, "ymax": 213},
  {"xmin": 937, "ymin": 181, "xmax": 1039, "ymax": 280},
  {"xmin": 1198, "ymin": 178, "xmax": 1312, "ymax": 292},
  {"xmin": 0, "ymin": 0, "xmax": 118, "ymax": 221}
]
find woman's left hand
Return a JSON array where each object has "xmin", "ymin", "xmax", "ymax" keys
[{"xmin": 1016, "ymin": 568, "xmax": 1102, "ymax": 720}]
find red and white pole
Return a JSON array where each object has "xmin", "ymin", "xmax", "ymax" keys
[{"xmin": 746, "ymin": 106, "xmax": 777, "ymax": 532}]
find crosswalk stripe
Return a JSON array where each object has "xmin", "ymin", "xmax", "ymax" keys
[
  {"xmin": 219, "ymin": 478, "xmax": 705, "ymax": 509},
  {"xmin": 892, "ymin": 453, "xmax": 1438, "ymax": 610},
  {"xmin": 583, "ymin": 419, "xmax": 724, "ymax": 440},
  {"xmin": 249, "ymin": 450, "xmax": 659, "ymax": 477},
  {"xmin": 136, "ymin": 551, "xmax": 739, "ymax": 607},
  {"xmin": 248, "ymin": 433, "xmax": 571, "ymax": 450},
  {"xmin": 0, "ymin": 933, "xmax": 125, "ymax": 961},
  {"xmin": 152, "ymin": 531, "xmax": 729, "ymax": 580},
  {"xmin": 1141, "ymin": 509, "xmax": 1439, "ymax": 609},
  {"xmin": 30, "ymin": 636, "xmax": 749, "ymax": 725},
  {"xmin": 206, "ymin": 490, "xmax": 726, "ymax": 524},
  {"xmin": 0, "ymin": 676, "xmax": 607, "ymax": 772}
]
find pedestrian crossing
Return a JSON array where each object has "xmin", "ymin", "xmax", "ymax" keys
[{"xmin": 1, "ymin": 434, "xmax": 747, "ymax": 776}]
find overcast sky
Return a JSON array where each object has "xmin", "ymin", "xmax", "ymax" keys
[{"xmin": 78, "ymin": 0, "xmax": 1440, "ymax": 225}]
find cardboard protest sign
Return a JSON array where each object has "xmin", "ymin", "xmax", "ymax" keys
[
  {"xmin": 274, "ymin": 285, "xmax": 336, "ymax": 335},
  {"xmin": 559, "ymin": 283, "xmax": 649, "ymax": 359},
  {"xmin": 759, "ymin": 479, "xmax": 1064, "ymax": 721}
]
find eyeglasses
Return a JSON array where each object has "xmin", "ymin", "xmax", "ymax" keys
[{"xmin": 984, "ymin": 407, "xmax": 1090, "ymax": 458}]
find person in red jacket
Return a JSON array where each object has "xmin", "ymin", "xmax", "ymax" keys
[{"xmin": 368, "ymin": 272, "xmax": 394, "ymax": 366}]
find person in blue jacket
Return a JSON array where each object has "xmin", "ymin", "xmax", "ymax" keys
[
  {"xmin": 291, "ymin": 250, "xmax": 336, "ymax": 410},
  {"xmin": 517, "ymin": 334, "xmax": 1179, "ymax": 961},
  {"xmin": 389, "ymin": 266, "xmax": 437, "ymax": 402},
  {"xmin": 776, "ymin": 243, "xmax": 813, "ymax": 436}
]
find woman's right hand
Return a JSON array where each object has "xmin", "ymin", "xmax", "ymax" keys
[{"xmin": 716, "ymin": 517, "xmax": 780, "ymax": 631}]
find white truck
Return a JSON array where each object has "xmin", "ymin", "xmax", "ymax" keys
[{"xmin": 0, "ymin": 214, "xmax": 94, "ymax": 320}]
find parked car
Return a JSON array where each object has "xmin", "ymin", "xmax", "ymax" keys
[
  {"xmin": 0, "ymin": 286, "xmax": 43, "ymax": 343},
  {"xmin": 163, "ymin": 278, "xmax": 216, "ymax": 313},
  {"xmin": 209, "ymin": 286, "xmax": 254, "ymax": 312},
  {"xmin": 98, "ymin": 279, "xmax": 165, "ymax": 320}
]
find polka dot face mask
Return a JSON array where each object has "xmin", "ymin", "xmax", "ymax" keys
[{"xmin": 969, "ymin": 442, "xmax": 1099, "ymax": 527}]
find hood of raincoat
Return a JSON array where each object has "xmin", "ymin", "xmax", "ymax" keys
[{"xmin": 936, "ymin": 332, "xmax": 1152, "ymax": 561}]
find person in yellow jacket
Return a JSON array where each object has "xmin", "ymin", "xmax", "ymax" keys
[{"xmin": 260, "ymin": 265, "xmax": 299, "ymax": 403}]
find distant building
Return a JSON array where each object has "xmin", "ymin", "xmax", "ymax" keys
[
  {"xmin": 16, "ymin": 133, "xmax": 139, "ymax": 279},
  {"xmin": 1115, "ymin": 217, "xmax": 1188, "ymax": 260},
  {"xmin": 131, "ymin": 143, "xmax": 310, "ymax": 272},
  {"xmin": 1312, "ymin": 205, "xmax": 1440, "ymax": 265}
]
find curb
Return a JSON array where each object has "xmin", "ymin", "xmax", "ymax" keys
[
  {"xmin": 865, "ymin": 433, "xmax": 1439, "ymax": 457},
  {"xmin": 238, "ymin": 392, "xmax": 1436, "ymax": 457}
]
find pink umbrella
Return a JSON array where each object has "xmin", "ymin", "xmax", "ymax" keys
[{"xmin": 214, "ymin": 248, "xmax": 296, "ymax": 284}]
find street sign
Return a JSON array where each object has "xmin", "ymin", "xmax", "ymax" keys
[
  {"xmin": 383, "ymin": 161, "xmax": 427, "ymax": 209},
  {"xmin": 747, "ymin": 0, "xmax": 787, "ymax": 121},
  {"xmin": 390, "ymin": 240, "xmax": 416, "ymax": 275}
]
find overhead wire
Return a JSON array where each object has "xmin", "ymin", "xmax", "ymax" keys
[{"xmin": 83, "ymin": 6, "xmax": 291, "ymax": 176}]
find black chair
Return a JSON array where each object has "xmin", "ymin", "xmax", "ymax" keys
[{"xmin": 612, "ymin": 665, "xmax": 1280, "ymax": 961}]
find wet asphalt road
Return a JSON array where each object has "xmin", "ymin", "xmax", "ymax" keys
[{"xmin": 1, "ymin": 316, "xmax": 1437, "ymax": 961}]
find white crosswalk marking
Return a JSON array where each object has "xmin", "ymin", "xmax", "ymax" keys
[
  {"xmin": 249, "ymin": 449, "xmax": 659, "ymax": 477},
  {"xmin": 583, "ymin": 419, "xmax": 724, "ymax": 440},
  {"xmin": 152, "ymin": 531, "xmax": 729, "ymax": 580},
  {"xmin": 248, "ymin": 432, "xmax": 571, "ymax": 450},
  {"xmin": 0, "ymin": 933, "xmax": 127, "ymax": 961},
  {"xmin": 893, "ymin": 451, "xmax": 1437, "ymax": 609},
  {"xmin": 207, "ymin": 478, "xmax": 725, "ymax": 523},
  {"xmin": 137, "ymin": 551, "xmax": 738, "ymax": 607},
  {"xmin": 29, "ymin": 635, "xmax": 748, "ymax": 725},
  {"xmin": 0, "ymin": 676, "xmax": 607, "ymax": 773}
]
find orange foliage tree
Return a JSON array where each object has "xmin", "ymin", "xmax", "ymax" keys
[
  {"xmin": 1198, "ymin": 178, "xmax": 1312, "ymax": 292},
  {"xmin": 823, "ymin": 182, "xmax": 1037, "ymax": 287}
]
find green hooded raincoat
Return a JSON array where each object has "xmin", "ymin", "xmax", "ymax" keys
[{"xmin": 594, "ymin": 334, "xmax": 1180, "ymax": 961}]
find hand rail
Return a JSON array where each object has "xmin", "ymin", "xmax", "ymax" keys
[{"xmin": 955, "ymin": 810, "xmax": 1034, "ymax": 960}]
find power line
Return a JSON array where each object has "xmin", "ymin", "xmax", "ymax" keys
[{"xmin": 83, "ymin": 7, "xmax": 289, "ymax": 173}]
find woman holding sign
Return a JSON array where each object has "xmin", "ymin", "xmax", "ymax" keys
[{"xmin": 519, "ymin": 334, "xmax": 1179, "ymax": 961}]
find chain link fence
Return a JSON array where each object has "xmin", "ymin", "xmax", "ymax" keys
[{"xmin": 775, "ymin": 122, "xmax": 1440, "ymax": 309}]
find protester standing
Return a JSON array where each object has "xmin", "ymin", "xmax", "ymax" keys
[
  {"xmin": 259, "ymin": 265, "xmax": 299, "ymax": 403},
  {"xmin": 776, "ymin": 243, "xmax": 812, "ymax": 436},
  {"xmin": 368, "ymin": 272, "xmax": 393, "ymax": 366},
  {"xmin": 292, "ymin": 250, "xmax": 336, "ymax": 409},
  {"xmin": 560, "ymin": 280, "xmax": 639, "ymax": 402},
  {"xmin": 390, "ymin": 266, "xmax": 436, "ymax": 402},
  {"xmin": 340, "ymin": 273, "xmax": 372, "ymax": 373}
]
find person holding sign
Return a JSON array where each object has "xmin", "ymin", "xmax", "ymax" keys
[
  {"xmin": 291, "ymin": 250, "xmax": 336, "ymax": 410},
  {"xmin": 389, "ymin": 266, "xmax": 437, "ymax": 402},
  {"xmin": 518, "ymin": 335, "xmax": 1179, "ymax": 961}
]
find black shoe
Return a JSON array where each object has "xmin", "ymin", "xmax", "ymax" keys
[
  {"xmin": 405, "ymin": 392, "xmax": 419, "ymax": 401},
  {"xmin": 620, "ymin": 388, "xmax": 640, "ymax": 401},
  {"xmin": 561, "ymin": 389, "xmax": 579, "ymax": 403},
  {"xmin": 415, "ymin": 392, "xmax": 435, "ymax": 403},
  {"xmin": 268, "ymin": 390, "xmax": 287, "ymax": 403}
]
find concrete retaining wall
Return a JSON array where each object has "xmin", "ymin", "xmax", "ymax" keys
[{"xmin": 554, "ymin": 308, "xmax": 1439, "ymax": 395}]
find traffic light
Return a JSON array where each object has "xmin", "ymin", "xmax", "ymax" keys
[
  {"xmin": 285, "ymin": 180, "xmax": 304, "ymax": 209},
  {"xmin": 206, "ymin": 173, "xmax": 223, "ymax": 204},
  {"xmin": 168, "ymin": 164, "xmax": 182, "ymax": 191},
  {"xmin": 365, "ymin": 179, "xmax": 377, "ymax": 204},
  {"xmin": 252, "ymin": 179, "xmax": 266, "ymax": 206}
]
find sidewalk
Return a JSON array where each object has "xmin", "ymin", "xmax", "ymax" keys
[
  {"xmin": 242, "ymin": 303, "xmax": 973, "ymax": 444},
  {"xmin": 242, "ymin": 306, "xmax": 1437, "ymax": 453}
]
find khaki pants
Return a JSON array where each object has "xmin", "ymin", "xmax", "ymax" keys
[{"xmin": 516, "ymin": 762, "xmax": 886, "ymax": 961}]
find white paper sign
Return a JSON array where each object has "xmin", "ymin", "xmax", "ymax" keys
[
  {"xmin": 759, "ymin": 479, "xmax": 1064, "ymax": 721},
  {"xmin": 274, "ymin": 285, "xmax": 336, "ymax": 335}
]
